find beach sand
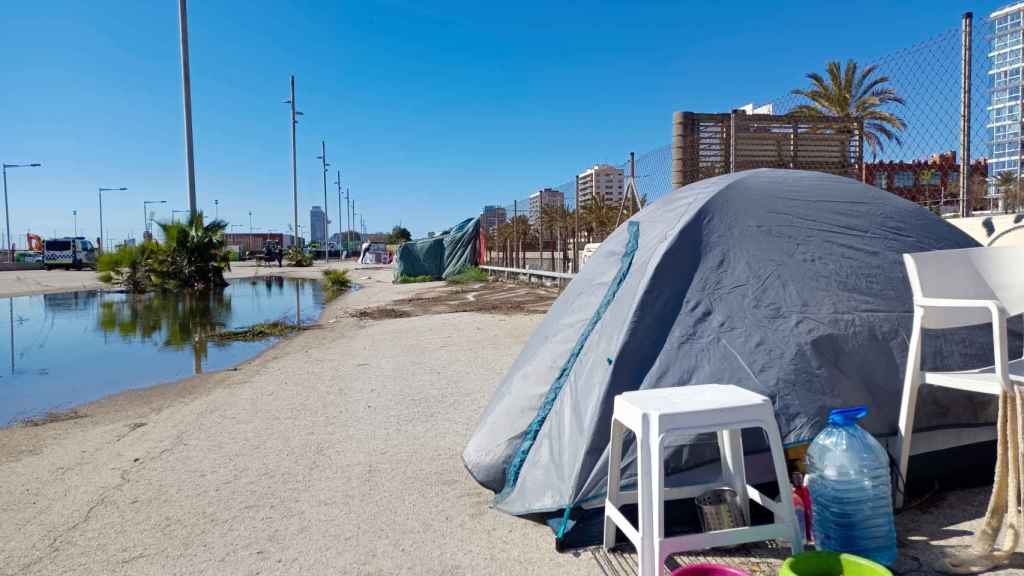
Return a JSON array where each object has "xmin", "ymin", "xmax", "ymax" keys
[{"xmin": 0, "ymin": 265, "xmax": 593, "ymax": 575}]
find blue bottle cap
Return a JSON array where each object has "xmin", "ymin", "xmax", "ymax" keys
[{"xmin": 828, "ymin": 406, "xmax": 868, "ymax": 426}]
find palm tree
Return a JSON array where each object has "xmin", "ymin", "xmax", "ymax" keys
[
  {"xmin": 580, "ymin": 193, "xmax": 617, "ymax": 243},
  {"xmin": 790, "ymin": 59, "xmax": 906, "ymax": 157},
  {"xmin": 151, "ymin": 211, "xmax": 231, "ymax": 290},
  {"xmin": 540, "ymin": 203, "xmax": 574, "ymax": 271},
  {"xmin": 996, "ymin": 171, "xmax": 1020, "ymax": 213}
]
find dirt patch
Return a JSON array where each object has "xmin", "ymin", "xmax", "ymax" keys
[
  {"xmin": 352, "ymin": 307, "xmax": 414, "ymax": 320},
  {"xmin": 18, "ymin": 409, "xmax": 87, "ymax": 428},
  {"xmin": 352, "ymin": 281, "xmax": 558, "ymax": 319}
]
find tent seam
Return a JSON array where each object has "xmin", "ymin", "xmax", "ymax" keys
[{"xmin": 496, "ymin": 221, "xmax": 641, "ymax": 505}]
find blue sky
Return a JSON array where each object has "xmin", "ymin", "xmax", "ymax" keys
[{"xmin": 0, "ymin": 0, "xmax": 1006, "ymax": 242}]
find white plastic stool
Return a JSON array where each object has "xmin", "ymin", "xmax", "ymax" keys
[{"xmin": 603, "ymin": 384, "xmax": 803, "ymax": 576}]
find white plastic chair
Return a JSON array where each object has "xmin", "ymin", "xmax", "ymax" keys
[
  {"xmin": 604, "ymin": 385, "xmax": 803, "ymax": 576},
  {"xmin": 896, "ymin": 245, "xmax": 1024, "ymax": 509}
]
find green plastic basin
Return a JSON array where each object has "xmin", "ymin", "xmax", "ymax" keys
[{"xmin": 779, "ymin": 552, "xmax": 892, "ymax": 576}]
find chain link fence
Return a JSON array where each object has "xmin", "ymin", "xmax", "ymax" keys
[{"xmin": 482, "ymin": 10, "xmax": 1021, "ymax": 274}]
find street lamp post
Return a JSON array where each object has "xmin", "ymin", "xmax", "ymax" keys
[
  {"xmin": 248, "ymin": 211, "xmax": 253, "ymax": 234},
  {"xmin": 213, "ymin": 199, "xmax": 219, "ymax": 219},
  {"xmin": 72, "ymin": 210, "xmax": 78, "ymax": 237},
  {"xmin": 178, "ymin": 0, "xmax": 197, "ymax": 215},
  {"xmin": 98, "ymin": 186, "xmax": 127, "ymax": 253},
  {"xmin": 2, "ymin": 163, "xmax": 42, "ymax": 262},
  {"xmin": 283, "ymin": 76, "xmax": 303, "ymax": 260},
  {"xmin": 334, "ymin": 171, "xmax": 343, "ymax": 262},
  {"xmin": 317, "ymin": 141, "xmax": 330, "ymax": 262},
  {"xmin": 143, "ymin": 200, "xmax": 168, "ymax": 236}
]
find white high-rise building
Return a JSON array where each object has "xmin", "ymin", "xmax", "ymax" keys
[
  {"xmin": 577, "ymin": 164, "xmax": 624, "ymax": 206},
  {"xmin": 989, "ymin": 3, "xmax": 1024, "ymax": 186}
]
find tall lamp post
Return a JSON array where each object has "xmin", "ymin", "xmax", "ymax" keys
[
  {"xmin": 98, "ymin": 186, "xmax": 127, "ymax": 254},
  {"xmin": 2, "ymin": 163, "xmax": 42, "ymax": 262},
  {"xmin": 72, "ymin": 210, "xmax": 78, "ymax": 237},
  {"xmin": 178, "ymin": 0, "xmax": 197, "ymax": 215},
  {"xmin": 334, "ymin": 171, "xmax": 344, "ymax": 262},
  {"xmin": 143, "ymin": 200, "xmax": 168, "ymax": 237},
  {"xmin": 248, "ymin": 210, "xmax": 253, "ymax": 234},
  {"xmin": 283, "ymin": 76, "xmax": 303, "ymax": 258},
  {"xmin": 317, "ymin": 141, "xmax": 330, "ymax": 262}
]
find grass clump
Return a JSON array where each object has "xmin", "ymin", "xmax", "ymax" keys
[
  {"xmin": 397, "ymin": 274, "xmax": 435, "ymax": 284},
  {"xmin": 208, "ymin": 321, "xmax": 298, "ymax": 342},
  {"xmin": 446, "ymin": 266, "xmax": 488, "ymax": 285},
  {"xmin": 322, "ymin": 269, "xmax": 352, "ymax": 301}
]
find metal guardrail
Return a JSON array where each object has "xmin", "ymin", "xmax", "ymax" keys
[{"xmin": 480, "ymin": 265, "xmax": 574, "ymax": 287}]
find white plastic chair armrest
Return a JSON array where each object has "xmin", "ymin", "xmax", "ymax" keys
[{"xmin": 914, "ymin": 297, "xmax": 1011, "ymax": 390}]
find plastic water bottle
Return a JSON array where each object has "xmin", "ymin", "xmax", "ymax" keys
[{"xmin": 806, "ymin": 406, "xmax": 897, "ymax": 566}]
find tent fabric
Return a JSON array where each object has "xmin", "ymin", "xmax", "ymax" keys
[
  {"xmin": 442, "ymin": 217, "xmax": 481, "ymax": 279},
  {"xmin": 393, "ymin": 236, "xmax": 445, "ymax": 279},
  {"xmin": 392, "ymin": 217, "xmax": 480, "ymax": 281},
  {"xmin": 463, "ymin": 169, "xmax": 999, "ymax": 526}
]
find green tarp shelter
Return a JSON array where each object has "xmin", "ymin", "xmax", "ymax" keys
[{"xmin": 393, "ymin": 217, "xmax": 480, "ymax": 281}]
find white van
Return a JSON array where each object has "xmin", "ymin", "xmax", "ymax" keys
[{"xmin": 43, "ymin": 237, "xmax": 97, "ymax": 270}]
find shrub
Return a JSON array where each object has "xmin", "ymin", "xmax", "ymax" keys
[
  {"xmin": 96, "ymin": 244, "xmax": 153, "ymax": 293},
  {"xmin": 95, "ymin": 212, "xmax": 231, "ymax": 293},
  {"xmin": 286, "ymin": 247, "xmax": 313, "ymax": 267},
  {"xmin": 322, "ymin": 269, "xmax": 352, "ymax": 300},
  {"xmin": 446, "ymin": 266, "xmax": 488, "ymax": 285}
]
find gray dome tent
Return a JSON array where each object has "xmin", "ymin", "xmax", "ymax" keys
[{"xmin": 464, "ymin": 169, "xmax": 1000, "ymax": 544}]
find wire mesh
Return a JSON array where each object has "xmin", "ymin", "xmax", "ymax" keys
[{"xmin": 483, "ymin": 11, "xmax": 1022, "ymax": 273}]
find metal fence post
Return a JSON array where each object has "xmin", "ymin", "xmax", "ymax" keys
[
  {"xmin": 574, "ymin": 175, "xmax": 580, "ymax": 273},
  {"xmin": 513, "ymin": 200, "xmax": 518, "ymax": 269},
  {"xmin": 960, "ymin": 11, "xmax": 972, "ymax": 218}
]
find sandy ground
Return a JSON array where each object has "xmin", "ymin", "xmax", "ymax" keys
[
  {"xmin": 0, "ymin": 260, "xmax": 336, "ymax": 298},
  {"xmin": 0, "ymin": 265, "xmax": 592, "ymax": 576},
  {"xmin": 0, "ymin": 265, "xmax": 1020, "ymax": 575}
]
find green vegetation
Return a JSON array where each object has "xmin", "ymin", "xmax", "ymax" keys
[
  {"xmin": 97, "ymin": 244, "xmax": 154, "ymax": 293},
  {"xmin": 286, "ymin": 247, "xmax": 313, "ymax": 267},
  {"xmin": 322, "ymin": 268, "xmax": 352, "ymax": 300},
  {"xmin": 397, "ymin": 274, "xmax": 435, "ymax": 284},
  {"xmin": 790, "ymin": 59, "xmax": 906, "ymax": 157},
  {"xmin": 208, "ymin": 321, "xmax": 298, "ymax": 342},
  {"xmin": 446, "ymin": 266, "xmax": 488, "ymax": 285},
  {"xmin": 388, "ymin": 225, "xmax": 412, "ymax": 244},
  {"xmin": 96, "ymin": 212, "xmax": 230, "ymax": 292}
]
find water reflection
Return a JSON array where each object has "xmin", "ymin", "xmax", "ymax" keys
[
  {"xmin": 1, "ymin": 276, "xmax": 322, "ymax": 425},
  {"xmin": 97, "ymin": 290, "xmax": 233, "ymax": 375}
]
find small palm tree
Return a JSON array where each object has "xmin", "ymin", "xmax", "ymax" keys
[
  {"xmin": 790, "ymin": 59, "xmax": 906, "ymax": 157},
  {"xmin": 152, "ymin": 211, "xmax": 231, "ymax": 290}
]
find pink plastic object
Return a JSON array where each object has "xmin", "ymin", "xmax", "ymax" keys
[{"xmin": 669, "ymin": 563, "xmax": 751, "ymax": 576}]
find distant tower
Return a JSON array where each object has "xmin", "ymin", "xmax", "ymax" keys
[{"xmin": 310, "ymin": 206, "xmax": 326, "ymax": 244}]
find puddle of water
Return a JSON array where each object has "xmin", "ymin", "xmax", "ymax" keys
[{"xmin": 0, "ymin": 276, "xmax": 324, "ymax": 426}]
